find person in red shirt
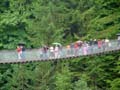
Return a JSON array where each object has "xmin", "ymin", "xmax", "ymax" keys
[
  {"xmin": 74, "ymin": 43, "xmax": 79, "ymax": 56},
  {"xmin": 16, "ymin": 46, "xmax": 22, "ymax": 59}
]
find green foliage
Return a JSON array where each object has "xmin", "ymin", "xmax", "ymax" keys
[
  {"xmin": 55, "ymin": 63, "xmax": 72, "ymax": 90},
  {"xmin": 110, "ymin": 78, "xmax": 120, "ymax": 90},
  {"xmin": 0, "ymin": 0, "xmax": 120, "ymax": 90},
  {"xmin": 74, "ymin": 79, "xmax": 90, "ymax": 90}
]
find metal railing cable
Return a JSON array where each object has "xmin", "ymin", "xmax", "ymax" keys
[{"xmin": 0, "ymin": 39, "xmax": 120, "ymax": 64}]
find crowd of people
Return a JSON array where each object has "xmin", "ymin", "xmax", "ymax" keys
[
  {"xmin": 38, "ymin": 38, "xmax": 112, "ymax": 59},
  {"xmin": 16, "ymin": 35, "xmax": 120, "ymax": 60}
]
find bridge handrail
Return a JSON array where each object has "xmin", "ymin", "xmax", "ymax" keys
[{"xmin": 0, "ymin": 39, "xmax": 119, "ymax": 63}]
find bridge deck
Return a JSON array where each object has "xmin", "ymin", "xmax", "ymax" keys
[{"xmin": 0, "ymin": 40, "xmax": 119, "ymax": 64}]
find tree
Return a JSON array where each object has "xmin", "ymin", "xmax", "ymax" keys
[
  {"xmin": 74, "ymin": 79, "xmax": 90, "ymax": 90},
  {"xmin": 55, "ymin": 63, "xmax": 72, "ymax": 90}
]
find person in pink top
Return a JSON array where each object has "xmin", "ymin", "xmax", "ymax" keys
[
  {"xmin": 98, "ymin": 39, "xmax": 102, "ymax": 49},
  {"xmin": 83, "ymin": 42, "xmax": 88, "ymax": 55}
]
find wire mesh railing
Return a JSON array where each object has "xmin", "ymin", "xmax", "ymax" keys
[{"xmin": 0, "ymin": 39, "xmax": 120, "ymax": 63}]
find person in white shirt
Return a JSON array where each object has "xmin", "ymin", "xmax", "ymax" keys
[
  {"xmin": 50, "ymin": 46, "xmax": 54, "ymax": 59},
  {"xmin": 54, "ymin": 46, "xmax": 59, "ymax": 58},
  {"xmin": 104, "ymin": 38, "xmax": 110, "ymax": 50},
  {"xmin": 118, "ymin": 36, "xmax": 120, "ymax": 46}
]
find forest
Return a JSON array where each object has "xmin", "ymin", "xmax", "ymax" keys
[{"xmin": 0, "ymin": 0, "xmax": 120, "ymax": 90}]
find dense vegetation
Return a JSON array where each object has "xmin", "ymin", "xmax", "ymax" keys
[{"xmin": 0, "ymin": 0, "xmax": 120, "ymax": 90}]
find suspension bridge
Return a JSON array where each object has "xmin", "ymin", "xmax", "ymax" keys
[{"xmin": 0, "ymin": 40, "xmax": 120, "ymax": 64}]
